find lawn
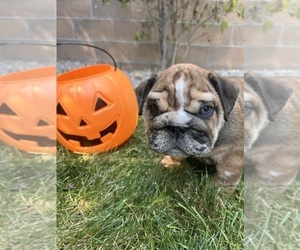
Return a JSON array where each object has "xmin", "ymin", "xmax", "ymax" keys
[
  {"xmin": 57, "ymin": 118, "xmax": 244, "ymax": 249},
  {"xmin": 2, "ymin": 117, "xmax": 298, "ymax": 249},
  {"xmin": 0, "ymin": 145, "xmax": 56, "ymax": 249},
  {"xmin": 244, "ymin": 179, "xmax": 300, "ymax": 249}
]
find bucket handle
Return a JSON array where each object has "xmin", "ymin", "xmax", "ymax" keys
[
  {"xmin": 0, "ymin": 42, "xmax": 118, "ymax": 71},
  {"xmin": 0, "ymin": 42, "xmax": 56, "ymax": 47},
  {"xmin": 57, "ymin": 42, "xmax": 117, "ymax": 71}
]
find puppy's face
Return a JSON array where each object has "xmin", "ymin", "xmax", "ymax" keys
[
  {"xmin": 136, "ymin": 64, "xmax": 239, "ymax": 158},
  {"xmin": 144, "ymin": 71, "xmax": 224, "ymax": 157},
  {"xmin": 244, "ymin": 73, "xmax": 292, "ymax": 151},
  {"xmin": 244, "ymin": 83, "xmax": 269, "ymax": 151}
]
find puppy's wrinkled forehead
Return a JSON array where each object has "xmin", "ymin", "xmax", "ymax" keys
[{"xmin": 147, "ymin": 64, "xmax": 214, "ymax": 108}]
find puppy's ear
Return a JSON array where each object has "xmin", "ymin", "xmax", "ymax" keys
[
  {"xmin": 245, "ymin": 73, "xmax": 292, "ymax": 121},
  {"xmin": 208, "ymin": 73, "xmax": 240, "ymax": 122},
  {"xmin": 135, "ymin": 73, "xmax": 159, "ymax": 115}
]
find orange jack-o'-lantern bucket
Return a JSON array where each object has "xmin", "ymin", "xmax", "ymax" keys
[
  {"xmin": 57, "ymin": 43, "xmax": 138, "ymax": 153},
  {"xmin": 0, "ymin": 66, "xmax": 56, "ymax": 153}
]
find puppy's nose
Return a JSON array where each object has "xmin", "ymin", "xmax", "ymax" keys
[{"xmin": 166, "ymin": 126, "xmax": 187, "ymax": 139}]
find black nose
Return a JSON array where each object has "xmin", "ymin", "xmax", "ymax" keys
[{"xmin": 166, "ymin": 126, "xmax": 187, "ymax": 139}]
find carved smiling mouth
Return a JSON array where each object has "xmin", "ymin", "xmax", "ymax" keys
[
  {"xmin": 57, "ymin": 121, "xmax": 117, "ymax": 147},
  {"xmin": 1, "ymin": 129, "xmax": 56, "ymax": 147}
]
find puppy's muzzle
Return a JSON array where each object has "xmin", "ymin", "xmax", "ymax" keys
[{"xmin": 149, "ymin": 124, "xmax": 210, "ymax": 157}]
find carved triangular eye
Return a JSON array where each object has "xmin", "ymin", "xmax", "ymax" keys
[
  {"xmin": 37, "ymin": 119, "xmax": 49, "ymax": 126},
  {"xmin": 95, "ymin": 98, "xmax": 107, "ymax": 111},
  {"xmin": 0, "ymin": 103, "xmax": 17, "ymax": 115},
  {"xmin": 79, "ymin": 119, "xmax": 88, "ymax": 126},
  {"xmin": 57, "ymin": 103, "xmax": 67, "ymax": 115}
]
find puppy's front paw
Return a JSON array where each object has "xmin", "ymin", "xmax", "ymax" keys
[
  {"xmin": 214, "ymin": 167, "xmax": 243, "ymax": 194},
  {"xmin": 160, "ymin": 155, "xmax": 183, "ymax": 168}
]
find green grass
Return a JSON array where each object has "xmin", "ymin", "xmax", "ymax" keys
[
  {"xmin": 2, "ymin": 120, "xmax": 298, "ymax": 249},
  {"xmin": 0, "ymin": 145, "xmax": 56, "ymax": 249},
  {"xmin": 3, "ymin": 117, "xmax": 298, "ymax": 250},
  {"xmin": 244, "ymin": 180, "xmax": 300, "ymax": 249},
  {"xmin": 57, "ymin": 118, "xmax": 244, "ymax": 249}
]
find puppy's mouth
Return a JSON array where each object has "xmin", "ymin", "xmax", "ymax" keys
[
  {"xmin": 148, "ymin": 126, "xmax": 211, "ymax": 157},
  {"xmin": 168, "ymin": 145, "xmax": 208, "ymax": 157},
  {"xmin": 165, "ymin": 146, "xmax": 190, "ymax": 157}
]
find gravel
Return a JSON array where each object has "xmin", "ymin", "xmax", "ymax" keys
[
  {"xmin": 56, "ymin": 60, "xmax": 153, "ymax": 88},
  {"xmin": 1, "ymin": 60, "xmax": 300, "ymax": 88},
  {"xmin": 0, "ymin": 61, "xmax": 54, "ymax": 75}
]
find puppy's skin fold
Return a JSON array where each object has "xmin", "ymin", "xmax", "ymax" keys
[{"xmin": 136, "ymin": 63, "xmax": 244, "ymax": 188}]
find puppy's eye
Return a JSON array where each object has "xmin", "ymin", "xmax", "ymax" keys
[
  {"xmin": 244, "ymin": 106, "xmax": 253, "ymax": 116},
  {"xmin": 147, "ymin": 100, "xmax": 160, "ymax": 115},
  {"xmin": 200, "ymin": 105, "xmax": 214, "ymax": 118}
]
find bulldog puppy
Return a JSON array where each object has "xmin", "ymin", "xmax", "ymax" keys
[
  {"xmin": 244, "ymin": 73, "xmax": 300, "ymax": 192},
  {"xmin": 135, "ymin": 63, "xmax": 244, "ymax": 188}
]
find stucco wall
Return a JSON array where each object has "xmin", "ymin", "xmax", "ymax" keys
[
  {"xmin": 57, "ymin": 0, "xmax": 244, "ymax": 70},
  {"xmin": 0, "ymin": 0, "xmax": 299, "ymax": 71}
]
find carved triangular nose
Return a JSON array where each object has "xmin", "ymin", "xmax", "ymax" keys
[
  {"xmin": 37, "ymin": 119, "xmax": 49, "ymax": 126},
  {"xmin": 79, "ymin": 119, "xmax": 88, "ymax": 126}
]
